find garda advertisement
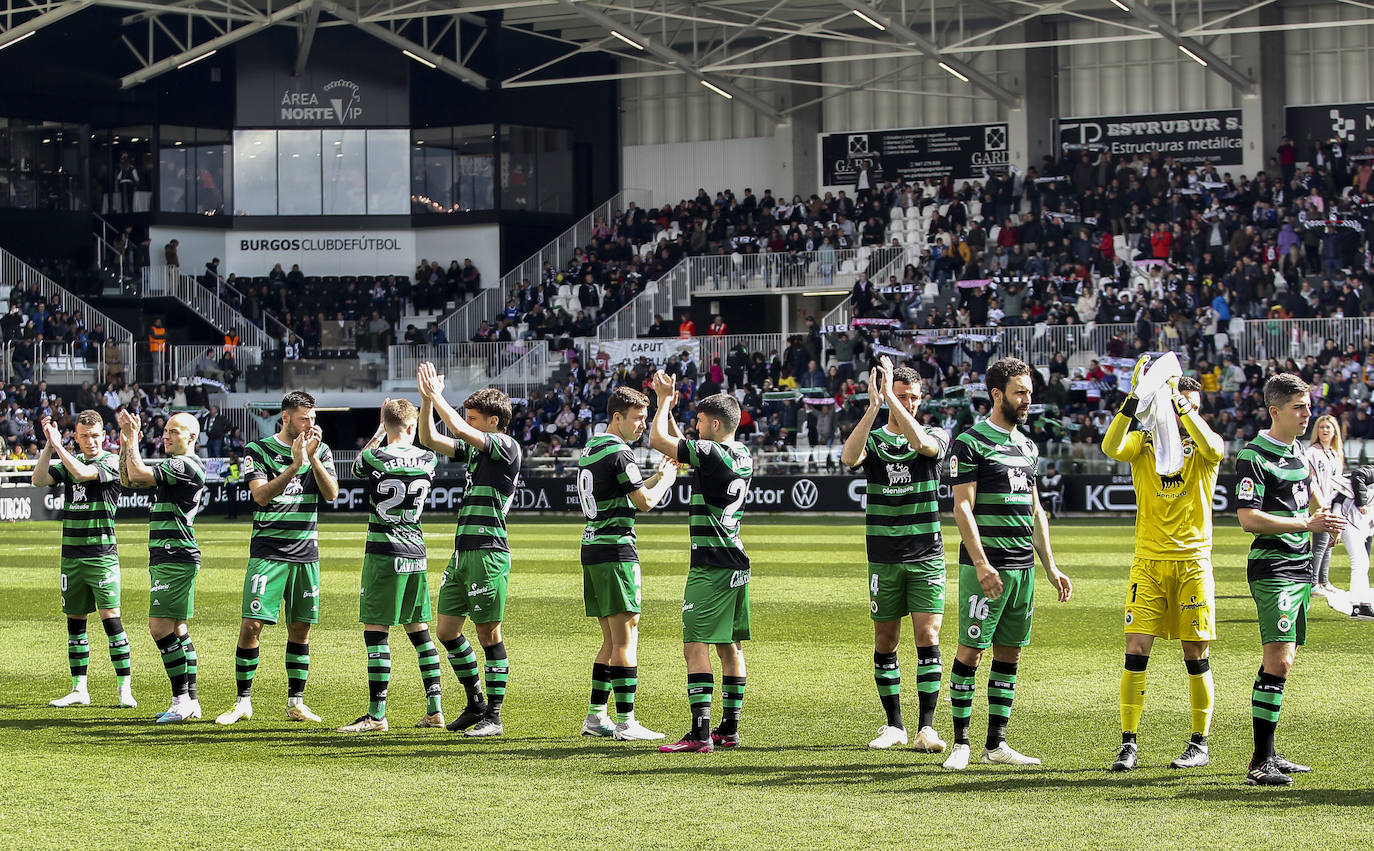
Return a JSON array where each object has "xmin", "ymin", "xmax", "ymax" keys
[
  {"xmin": 1286, "ymin": 102, "xmax": 1374, "ymax": 154},
  {"xmin": 226, "ymin": 230, "xmax": 415, "ymax": 276},
  {"xmin": 1, "ymin": 475, "xmax": 1247, "ymax": 520},
  {"xmin": 821, "ymin": 123, "xmax": 1010, "ymax": 186},
  {"xmin": 1058, "ymin": 109, "xmax": 1243, "ymax": 168}
]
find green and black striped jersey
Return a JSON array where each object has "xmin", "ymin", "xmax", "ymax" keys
[
  {"xmin": 49, "ymin": 451, "xmax": 121, "ymax": 562},
  {"xmin": 243, "ymin": 435, "xmax": 335, "ymax": 562},
  {"xmin": 1235, "ymin": 432, "xmax": 1312, "ymax": 583},
  {"xmin": 857, "ymin": 426, "xmax": 948, "ymax": 564},
  {"xmin": 577, "ymin": 433, "xmax": 646, "ymax": 565},
  {"xmin": 949, "ymin": 420, "xmax": 1038, "ymax": 570},
  {"xmin": 149, "ymin": 453, "xmax": 206, "ymax": 566},
  {"xmin": 676, "ymin": 438, "xmax": 752, "ymax": 570},
  {"xmin": 453, "ymin": 432, "xmax": 521, "ymax": 553},
  {"xmin": 354, "ymin": 443, "xmax": 437, "ymax": 560}
]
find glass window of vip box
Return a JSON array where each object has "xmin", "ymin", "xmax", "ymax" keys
[
  {"xmin": 500, "ymin": 125, "xmax": 571, "ymax": 214},
  {"xmin": 232, "ymin": 129, "xmax": 408, "ymax": 215},
  {"xmin": 411, "ymin": 125, "xmax": 495, "ymax": 213},
  {"xmin": 158, "ymin": 127, "xmax": 231, "ymax": 215},
  {"xmin": 0, "ymin": 120, "xmax": 89, "ymax": 211}
]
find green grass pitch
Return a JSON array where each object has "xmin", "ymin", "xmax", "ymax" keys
[{"xmin": 1, "ymin": 516, "xmax": 1371, "ymax": 848}]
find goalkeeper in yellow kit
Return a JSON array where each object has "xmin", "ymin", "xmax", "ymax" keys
[{"xmin": 1102, "ymin": 356, "xmax": 1225, "ymax": 772}]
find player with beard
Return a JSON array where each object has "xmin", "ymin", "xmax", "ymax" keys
[{"xmin": 943, "ymin": 357, "xmax": 1073, "ymax": 770}]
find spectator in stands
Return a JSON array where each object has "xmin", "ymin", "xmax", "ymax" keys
[
  {"xmin": 707, "ymin": 315, "xmax": 728, "ymax": 336},
  {"xmin": 678, "ymin": 310, "xmax": 696, "ymax": 338}
]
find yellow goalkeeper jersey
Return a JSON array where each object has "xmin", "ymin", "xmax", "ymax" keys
[{"xmin": 1102, "ymin": 411, "xmax": 1224, "ymax": 561}]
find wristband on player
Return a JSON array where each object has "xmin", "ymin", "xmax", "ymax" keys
[{"xmin": 1117, "ymin": 395, "xmax": 1139, "ymax": 418}]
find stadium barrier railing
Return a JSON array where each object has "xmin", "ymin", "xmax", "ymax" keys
[{"xmin": 2, "ymin": 246, "xmax": 135, "ymax": 385}]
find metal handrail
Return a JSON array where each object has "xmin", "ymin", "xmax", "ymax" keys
[
  {"xmin": 437, "ymin": 189, "xmax": 654, "ymax": 345},
  {"xmin": 144, "ymin": 267, "xmax": 277, "ymax": 350},
  {"xmin": 0, "ymin": 245, "xmax": 136, "ymax": 384}
]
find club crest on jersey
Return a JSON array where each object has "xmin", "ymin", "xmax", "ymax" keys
[
  {"xmin": 1293, "ymin": 481, "xmax": 1309, "ymax": 508},
  {"xmin": 1008, "ymin": 470, "xmax": 1031, "ymax": 493},
  {"xmin": 1236, "ymin": 477, "xmax": 1256, "ymax": 501},
  {"xmin": 885, "ymin": 463, "xmax": 911, "ymax": 485}
]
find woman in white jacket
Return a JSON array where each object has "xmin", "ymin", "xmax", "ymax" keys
[
  {"xmin": 1328, "ymin": 465, "xmax": 1374, "ymax": 620},
  {"xmin": 1306, "ymin": 414, "xmax": 1343, "ymax": 596}
]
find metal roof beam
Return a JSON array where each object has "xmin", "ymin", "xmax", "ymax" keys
[
  {"xmin": 0, "ymin": 0, "xmax": 92, "ymax": 48},
  {"xmin": 1124, "ymin": 0, "xmax": 1255, "ymax": 94},
  {"xmin": 832, "ymin": 0, "xmax": 1021, "ymax": 109},
  {"xmin": 121, "ymin": 0, "xmax": 317, "ymax": 88},
  {"xmin": 321, "ymin": 0, "xmax": 489, "ymax": 89},
  {"xmin": 293, "ymin": 0, "xmax": 322, "ymax": 76},
  {"xmin": 551, "ymin": 0, "xmax": 780, "ymax": 120}
]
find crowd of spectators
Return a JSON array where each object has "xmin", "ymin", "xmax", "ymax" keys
[
  {"xmin": 2, "ymin": 283, "xmax": 120, "ymax": 382},
  {"xmin": 1, "ymin": 379, "xmax": 248, "ymax": 468},
  {"xmin": 501, "ymin": 138, "xmax": 1374, "ymax": 470},
  {"xmin": 461, "ymin": 189, "xmax": 899, "ymax": 345},
  {"xmin": 205, "ymin": 256, "xmax": 483, "ymax": 355}
]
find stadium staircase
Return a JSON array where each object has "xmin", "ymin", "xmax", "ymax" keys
[
  {"xmin": 435, "ymin": 189, "xmax": 654, "ymax": 346},
  {"xmin": 0, "ymin": 243, "xmax": 137, "ymax": 386}
]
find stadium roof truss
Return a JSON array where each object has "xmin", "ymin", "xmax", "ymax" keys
[{"xmin": 1, "ymin": 0, "xmax": 1371, "ymax": 108}]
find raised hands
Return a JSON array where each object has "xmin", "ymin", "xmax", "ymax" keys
[
  {"xmin": 652, "ymin": 370, "xmax": 676, "ymax": 403},
  {"xmin": 416, "ymin": 362, "xmax": 445, "ymax": 400},
  {"xmin": 40, "ymin": 416, "xmax": 61, "ymax": 447}
]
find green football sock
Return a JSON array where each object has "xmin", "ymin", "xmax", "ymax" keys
[
  {"xmin": 408, "ymin": 629, "xmax": 442, "ymax": 716},
  {"xmin": 365, "ymin": 630, "xmax": 390, "ymax": 719}
]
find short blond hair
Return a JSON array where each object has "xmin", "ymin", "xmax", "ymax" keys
[{"xmin": 383, "ymin": 398, "xmax": 419, "ymax": 430}]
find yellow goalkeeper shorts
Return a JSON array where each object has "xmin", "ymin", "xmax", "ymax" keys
[{"xmin": 1123, "ymin": 557, "xmax": 1215, "ymax": 641}]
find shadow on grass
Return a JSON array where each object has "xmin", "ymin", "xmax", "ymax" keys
[{"xmin": 1174, "ymin": 787, "xmax": 1374, "ymax": 806}]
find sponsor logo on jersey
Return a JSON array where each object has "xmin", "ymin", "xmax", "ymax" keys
[
  {"xmin": 1277, "ymin": 616, "xmax": 1293, "ymax": 633},
  {"xmin": 302, "ymin": 587, "xmax": 320, "ymax": 598},
  {"xmin": 967, "ymin": 624, "xmax": 982, "ymax": 639},
  {"xmin": 250, "ymin": 599, "xmax": 262, "ymax": 613},
  {"xmin": 1181, "ymin": 596, "xmax": 1206, "ymax": 611},
  {"xmin": 150, "ymin": 581, "xmax": 171, "ymax": 593},
  {"xmin": 1124, "ymin": 610, "xmax": 1134, "ymax": 626},
  {"xmin": 729, "ymin": 569, "xmax": 750, "ymax": 588},
  {"xmin": 468, "ymin": 583, "xmax": 492, "ymax": 596},
  {"xmin": 283, "ymin": 478, "xmax": 304, "ymax": 497},
  {"xmin": 885, "ymin": 463, "xmax": 912, "ymax": 486},
  {"xmin": 71, "ymin": 484, "xmax": 87, "ymax": 504},
  {"xmin": 682, "ymin": 602, "xmax": 694, "ymax": 612},
  {"xmin": 1293, "ymin": 481, "xmax": 1309, "ymax": 509},
  {"xmin": 1236, "ymin": 477, "xmax": 1256, "ymax": 501},
  {"xmin": 1008, "ymin": 470, "xmax": 1031, "ymax": 493}
]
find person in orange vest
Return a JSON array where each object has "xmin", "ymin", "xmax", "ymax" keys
[
  {"xmin": 223, "ymin": 333, "xmax": 240, "ymax": 353},
  {"xmin": 149, "ymin": 318, "xmax": 167, "ymax": 381}
]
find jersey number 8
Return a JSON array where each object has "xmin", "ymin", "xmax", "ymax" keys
[{"xmin": 576, "ymin": 468, "xmax": 597, "ymax": 520}]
